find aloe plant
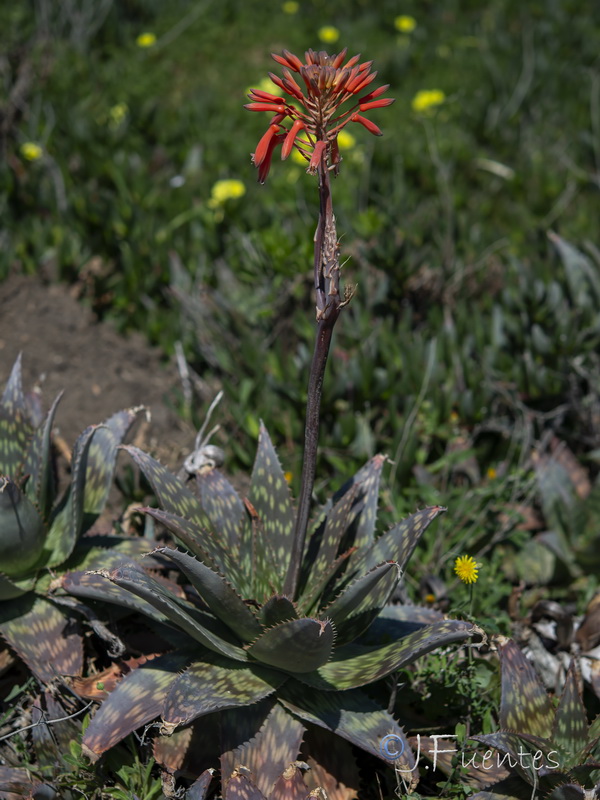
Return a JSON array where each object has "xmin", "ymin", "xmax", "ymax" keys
[
  {"xmin": 466, "ymin": 639, "xmax": 600, "ymax": 800},
  {"xmin": 0, "ymin": 355, "xmax": 144, "ymax": 683}
]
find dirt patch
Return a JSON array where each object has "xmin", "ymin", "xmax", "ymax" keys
[{"xmin": 0, "ymin": 274, "xmax": 193, "ymax": 469}]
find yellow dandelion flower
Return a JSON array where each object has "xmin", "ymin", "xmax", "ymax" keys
[
  {"xmin": 282, "ymin": 1, "xmax": 299, "ymax": 13},
  {"xmin": 136, "ymin": 32, "xmax": 156, "ymax": 48},
  {"xmin": 487, "ymin": 467, "xmax": 497, "ymax": 480},
  {"xmin": 395, "ymin": 15, "xmax": 417, "ymax": 33},
  {"xmin": 454, "ymin": 555, "xmax": 479, "ymax": 584},
  {"xmin": 411, "ymin": 89, "xmax": 446, "ymax": 113},
  {"xmin": 449, "ymin": 410, "xmax": 459, "ymax": 423},
  {"xmin": 284, "ymin": 471, "xmax": 293, "ymax": 484},
  {"xmin": 318, "ymin": 25, "xmax": 340, "ymax": 44},
  {"xmin": 424, "ymin": 593, "xmax": 436, "ymax": 604},
  {"xmin": 108, "ymin": 102, "xmax": 128, "ymax": 128},
  {"xmin": 208, "ymin": 179, "xmax": 246, "ymax": 208},
  {"xmin": 337, "ymin": 129, "xmax": 356, "ymax": 150},
  {"xmin": 20, "ymin": 142, "xmax": 43, "ymax": 161}
]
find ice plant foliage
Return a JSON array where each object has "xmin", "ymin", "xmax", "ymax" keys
[{"xmin": 245, "ymin": 48, "xmax": 394, "ymax": 183}]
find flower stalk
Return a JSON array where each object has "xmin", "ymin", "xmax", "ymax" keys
[{"xmin": 247, "ymin": 48, "xmax": 394, "ymax": 597}]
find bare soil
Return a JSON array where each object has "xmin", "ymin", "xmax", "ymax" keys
[{"xmin": 0, "ymin": 274, "xmax": 193, "ymax": 469}]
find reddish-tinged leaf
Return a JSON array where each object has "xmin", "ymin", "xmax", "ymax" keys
[
  {"xmin": 278, "ymin": 683, "xmax": 417, "ymax": 780},
  {"xmin": 82, "ymin": 652, "xmax": 191, "ymax": 759},
  {"xmin": 0, "ymin": 595, "xmax": 82, "ymax": 682},
  {"xmin": 270, "ymin": 764, "xmax": 311, "ymax": 800},
  {"xmin": 187, "ymin": 769, "xmax": 216, "ymax": 800},
  {"xmin": 304, "ymin": 727, "xmax": 360, "ymax": 800},
  {"xmin": 247, "ymin": 618, "xmax": 334, "ymax": 673},
  {"xmin": 498, "ymin": 640, "xmax": 554, "ymax": 738},
  {"xmin": 220, "ymin": 700, "xmax": 306, "ymax": 798},
  {"xmin": 350, "ymin": 114, "xmax": 382, "ymax": 136},
  {"xmin": 161, "ymin": 657, "xmax": 284, "ymax": 733},
  {"xmin": 0, "ymin": 355, "xmax": 33, "ymax": 477},
  {"xmin": 225, "ymin": 769, "xmax": 266, "ymax": 800},
  {"xmin": 553, "ymin": 660, "xmax": 589, "ymax": 761},
  {"xmin": 298, "ymin": 619, "xmax": 482, "ymax": 690}
]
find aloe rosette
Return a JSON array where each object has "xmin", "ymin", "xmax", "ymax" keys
[
  {"xmin": 0, "ymin": 355, "xmax": 143, "ymax": 682},
  {"xmin": 458, "ymin": 640, "xmax": 600, "ymax": 800},
  {"xmin": 72, "ymin": 423, "xmax": 482, "ymax": 796}
]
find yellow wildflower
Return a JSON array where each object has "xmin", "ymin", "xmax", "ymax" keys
[
  {"xmin": 411, "ymin": 89, "xmax": 446, "ymax": 113},
  {"xmin": 108, "ymin": 102, "xmax": 128, "ymax": 128},
  {"xmin": 487, "ymin": 467, "xmax": 497, "ymax": 480},
  {"xmin": 318, "ymin": 25, "xmax": 340, "ymax": 44},
  {"xmin": 395, "ymin": 15, "xmax": 417, "ymax": 33},
  {"xmin": 282, "ymin": 1, "xmax": 299, "ymax": 12},
  {"xmin": 454, "ymin": 555, "xmax": 479, "ymax": 584},
  {"xmin": 20, "ymin": 142, "xmax": 43, "ymax": 161},
  {"xmin": 209, "ymin": 179, "xmax": 246, "ymax": 207},
  {"xmin": 136, "ymin": 32, "xmax": 156, "ymax": 48},
  {"xmin": 284, "ymin": 471, "xmax": 293, "ymax": 484},
  {"xmin": 337, "ymin": 130, "xmax": 356, "ymax": 150}
]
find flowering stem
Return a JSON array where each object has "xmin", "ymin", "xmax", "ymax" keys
[{"xmin": 284, "ymin": 161, "xmax": 342, "ymax": 598}]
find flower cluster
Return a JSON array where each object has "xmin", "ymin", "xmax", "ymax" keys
[{"xmin": 245, "ymin": 48, "xmax": 394, "ymax": 183}]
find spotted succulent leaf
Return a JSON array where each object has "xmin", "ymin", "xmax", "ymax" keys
[
  {"xmin": 0, "ymin": 571, "xmax": 35, "ymax": 601},
  {"xmin": 297, "ymin": 547, "xmax": 356, "ymax": 616},
  {"xmin": 82, "ymin": 652, "xmax": 192, "ymax": 759},
  {"xmin": 319, "ymin": 561, "xmax": 399, "ymax": 644},
  {"xmin": 0, "ymin": 355, "xmax": 34, "ymax": 477},
  {"xmin": 21, "ymin": 393, "xmax": 62, "ymax": 521},
  {"xmin": 260, "ymin": 595, "xmax": 299, "ymax": 627},
  {"xmin": 553, "ymin": 660, "xmax": 589, "ymax": 765},
  {"xmin": 98, "ymin": 561, "xmax": 248, "ymax": 661},
  {"xmin": 545, "ymin": 784, "xmax": 588, "ymax": 800},
  {"xmin": 302, "ymin": 483, "xmax": 358, "ymax": 588},
  {"xmin": 161, "ymin": 656, "xmax": 285, "ymax": 733},
  {"xmin": 248, "ymin": 423, "xmax": 295, "ymax": 591},
  {"xmin": 155, "ymin": 546, "xmax": 262, "ymax": 642},
  {"xmin": 187, "ymin": 769, "xmax": 215, "ymax": 800},
  {"xmin": 246, "ymin": 618, "xmax": 335, "ymax": 673},
  {"xmin": 220, "ymin": 700, "xmax": 306, "ymax": 798},
  {"xmin": 44, "ymin": 424, "xmax": 98, "ymax": 568},
  {"xmin": 296, "ymin": 619, "xmax": 481, "ymax": 690},
  {"xmin": 471, "ymin": 731, "xmax": 556, "ymax": 786},
  {"xmin": 278, "ymin": 682, "xmax": 416, "ymax": 776},
  {"xmin": 348, "ymin": 505, "xmax": 446, "ymax": 578},
  {"xmin": 224, "ymin": 768, "xmax": 266, "ymax": 800},
  {"xmin": 269, "ymin": 764, "xmax": 311, "ymax": 800},
  {"xmin": 498, "ymin": 639, "xmax": 554, "ymax": 739},
  {"xmin": 0, "ymin": 595, "xmax": 82, "ymax": 682},
  {"xmin": 331, "ymin": 454, "xmax": 386, "ymax": 561},
  {"xmin": 0, "ymin": 478, "xmax": 46, "ymax": 577},
  {"xmin": 197, "ymin": 469, "xmax": 244, "ymax": 553},
  {"xmin": 124, "ymin": 445, "xmax": 214, "ymax": 532}
]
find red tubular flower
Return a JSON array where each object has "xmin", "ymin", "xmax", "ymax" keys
[{"xmin": 246, "ymin": 47, "xmax": 394, "ymax": 182}]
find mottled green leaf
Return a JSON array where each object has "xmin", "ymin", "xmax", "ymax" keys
[
  {"xmin": 0, "ymin": 595, "xmax": 82, "ymax": 682},
  {"xmin": 348, "ymin": 505, "xmax": 446, "ymax": 578},
  {"xmin": 126, "ymin": 443, "xmax": 213, "ymax": 522},
  {"xmin": 0, "ymin": 355, "xmax": 33, "ymax": 477},
  {"xmin": 319, "ymin": 562, "xmax": 398, "ymax": 635},
  {"xmin": 45, "ymin": 424, "xmax": 98, "ymax": 568},
  {"xmin": 247, "ymin": 617, "xmax": 334, "ymax": 673},
  {"xmin": 332, "ymin": 454, "xmax": 386, "ymax": 559},
  {"xmin": 0, "ymin": 571, "xmax": 35, "ymax": 600},
  {"xmin": 472, "ymin": 731, "xmax": 556, "ymax": 786},
  {"xmin": 220, "ymin": 700, "xmax": 305, "ymax": 799},
  {"xmin": 99, "ymin": 562, "xmax": 248, "ymax": 661},
  {"xmin": 197, "ymin": 469, "xmax": 244, "ymax": 553},
  {"xmin": 161, "ymin": 656, "xmax": 284, "ymax": 733},
  {"xmin": 248, "ymin": 423, "xmax": 295, "ymax": 592},
  {"xmin": 0, "ymin": 477, "xmax": 46, "ymax": 577},
  {"xmin": 498, "ymin": 640, "xmax": 554, "ymax": 739},
  {"xmin": 82, "ymin": 652, "xmax": 191, "ymax": 759},
  {"xmin": 298, "ymin": 548, "xmax": 355, "ymax": 616},
  {"xmin": 553, "ymin": 660, "xmax": 589, "ymax": 763},
  {"xmin": 297, "ymin": 619, "xmax": 480, "ymax": 689},
  {"xmin": 143, "ymin": 507, "xmax": 238, "ymax": 582},
  {"xmin": 22, "ymin": 393, "xmax": 61, "ymax": 521},
  {"xmin": 302, "ymin": 484, "xmax": 358, "ymax": 589},
  {"xmin": 279, "ymin": 682, "xmax": 416, "ymax": 773},
  {"xmin": 157, "ymin": 546, "xmax": 262, "ymax": 642},
  {"xmin": 82, "ymin": 408, "xmax": 140, "ymax": 515},
  {"xmin": 260, "ymin": 595, "xmax": 299, "ymax": 627}
]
